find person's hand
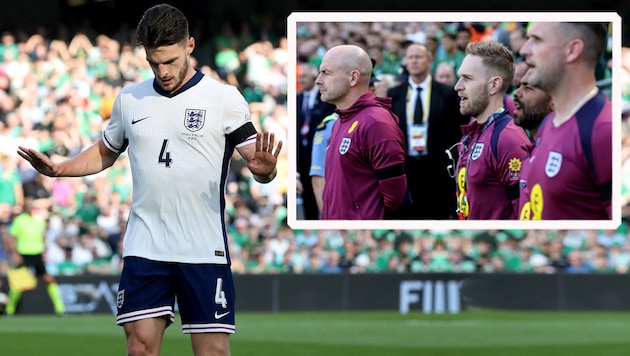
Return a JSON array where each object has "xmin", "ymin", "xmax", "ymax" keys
[
  {"xmin": 247, "ymin": 132, "xmax": 282, "ymax": 183},
  {"xmin": 16, "ymin": 146, "xmax": 59, "ymax": 177}
]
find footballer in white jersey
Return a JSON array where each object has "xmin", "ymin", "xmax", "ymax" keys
[
  {"xmin": 103, "ymin": 69, "xmax": 254, "ymax": 265},
  {"xmin": 16, "ymin": 4, "xmax": 281, "ymax": 354}
]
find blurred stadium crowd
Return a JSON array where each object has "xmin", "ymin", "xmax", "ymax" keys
[{"xmin": 0, "ymin": 19, "xmax": 629, "ymax": 279}]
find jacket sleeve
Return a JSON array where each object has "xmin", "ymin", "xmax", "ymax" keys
[
  {"xmin": 366, "ymin": 114, "xmax": 409, "ymax": 213},
  {"xmin": 378, "ymin": 172, "xmax": 411, "ymax": 212}
]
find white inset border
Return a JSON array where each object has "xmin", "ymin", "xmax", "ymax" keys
[{"xmin": 287, "ymin": 12, "xmax": 622, "ymax": 231}]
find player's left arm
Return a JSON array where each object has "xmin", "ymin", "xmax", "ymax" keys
[
  {"xmin": 222, "ymin": 86, "xmax": 282, "ymax": 184},
  {"xmin": 367, "ymin": 119, "xmax": 409, "ymax": 213},
  {"xmin": 237, "ymin": 130, "xmax": 283, "ymax": 184}
]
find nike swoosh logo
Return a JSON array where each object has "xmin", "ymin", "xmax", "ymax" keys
[
  {"xmin": 214, "ymin": 311, "xmax": 230, "ymax": 319},
  {"xmin": 131, "ymin": 116, "xmax": 149, "ymax": 124}
]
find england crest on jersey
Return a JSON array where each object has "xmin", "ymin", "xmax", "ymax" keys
[
  {"xmin": 545, "ymin": 151, "xmax": 562, "ymax": 177},
  {"xmin": 339, "ymin": 137, "xmax": 351, "ymax": 154},
  {"xmin": 184, "ymin": 109, "xmax": 206, "ymax": 132},
  {"xmin": 471, "ymin": 143, "xmax": 484, "ymax": 160}
]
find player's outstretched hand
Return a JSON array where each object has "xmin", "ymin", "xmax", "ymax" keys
[
  {"xmin": 247, "ymin": 132, "xmax": 282, "ymax": 181},
  {"xmin": 17, "ymin": 146, "xmax": 59, "ymax": 177}
]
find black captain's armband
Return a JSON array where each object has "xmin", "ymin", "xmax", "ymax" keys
[
  {"xmin": 227, "ymin": 122, "xmax": 257, "ymax": 148},
  {"xmin": 600, "ymin": 181, "xmax": 612, "ymax": 201},
  {"xmin": 376, "ymin": 163, "xmax": 405, "ymax": 181},
  {"xmin": 120, "ymin": 138, "xmax": 129, "ymax": 153},
  {"xmin": 506, "ymin": 184, "xmax": 519, "ymax": 200}
]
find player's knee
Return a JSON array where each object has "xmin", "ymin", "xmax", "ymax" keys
[
  {"xmin": 127, "ymin": 344, "xmax": 149, "ymax": 356},
  {"xmin": 127, "ymin": 336, "xmax": 159, "ymax": 356},
  {"xmin": 192, "ymin": 333, "xmax": 231, "ymax": 356},
  {"xmin": 124, "ymin": 323, "xmax": 163, "ymax": 356},
  {"xmin": 212, "ymin": 339, "xmax": 230, "ymax": 356},
  {"xmin": 207, "ymin": 342, "xmax": 230, "ymax": 356}
]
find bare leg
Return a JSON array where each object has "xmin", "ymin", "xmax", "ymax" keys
[
  {"xmin": 123, "ymin": 317, "xmax": 168, "ymax": 356},
  {"xmin": 191, "ymin": 333, "xmax": 230, "ymax": 356}
]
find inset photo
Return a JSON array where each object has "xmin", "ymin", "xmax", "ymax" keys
[{"xmin": 287, "ymin": 12, "xmax": 622, "ymax": 231}]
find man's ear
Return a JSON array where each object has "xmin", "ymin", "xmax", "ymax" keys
[
  {"xmin": 565, "ymin": 38, "xmax": 584, "ymax": 64},
  {"xmin": 349, "ymin": 69, "xmax": 361, "ymax": 87},
  {"xmin": 187, "ymin": 37, "xmax": 195, "ymax": 55},
  {"xmin": 488, "ymin": 76, "xmax": 502, "ymax": 95}
]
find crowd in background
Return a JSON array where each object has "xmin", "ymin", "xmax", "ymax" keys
[{"xmin": 0, "ymin": 19, "xmax": 629, "ymax": 280}]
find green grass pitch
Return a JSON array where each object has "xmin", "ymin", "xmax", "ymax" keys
[{"xmin": 1, "ymin": 309, "xmax": 630, "ymax": 355}]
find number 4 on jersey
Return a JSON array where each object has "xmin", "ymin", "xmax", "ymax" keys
[{"xmin": 158, "ymin": 139, "xmax": 172, "ymax": 167}]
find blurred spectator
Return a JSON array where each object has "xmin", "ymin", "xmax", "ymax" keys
[
  {"xmin": 321, "ymin": 249, "xmax": 343, "ymax": 273},
  {"xmin": 84, "ymin": 244, "xmax": 117, "ymax": 275},
  {"xmin": 56, "ymin": 244, "xmax": 83, "ymax": 276},
  {"xmin": 509, "ymin": 25, "xmax": 528, "ymax": 62},
  {"xmin": 73, "ymin": 191, "xmax": 100, "ymax": 235},
  {"xmin": 45, "ymin": 234, "xmax": 67, "ymax": 273},
  {"xmin": 71, "ymin": 232, "xmax": 95, "ymax": 268},
  {"xmin": 382, "ymin": 33, "xmax": 405, "ymax": 76},
  {"xmin": 0, "ymin": 32, "xmax": 19, "ymax": 64},
  {"xmin": 495, "ymin": 232, "xmax": 523, "ymax": 272},
  {"xmin": 591, "ymin": 251, "xmax": 615, "ymax": 273},
  {"xmin": 596, "ymin": 229, "xmax": 626, "ymax": 250},
  {"xmin": 424, "ymin": 33, "xmax": 439, "ymax": 62},
  {"xmin": 565, "ymin": 250, "xmax": 592, "ymax": 274},
  {"xmin": 610, "ymin": 242, "xmax": 630, "ymax": 273},
  {"xmin": 213, "ymin": 21, "xmax": 241, "ymax": 86},
  {"xmin": 295, "ymin": 229, "xmax": 318, "ymax": 249},
  {"xmin": 529, "ymin": 253, "xmax": 553, "ymax": 273},
  {"xmin": 547, "ymin": 239, "xmax": 570, "ymax": 272},
  {"xmin": 269, "ymin": 225, "xmax": 292, "ymax": 266},
  {"xmin": 433, "ymin": 62, "xmax": 457, "ymax": 87},
  {"xmin": 22, "ymin": 172, "xmax": 51, "ymax": 200},
  {"xmin": 432, "ymin": 31, "xmax": 465, "ymax": 78},
  {"xmin": 0, "ymin": 154, "xmax": 24, "ymax": 214},
  {"xmin": 455, "ymin": 26, "xmax": 472, "ymax": 52},
  {"xmin": 96, "ymin": 203, "xmax": 121, "ymax": 253},
  {"xmin": 508, "ymin": 58, "xmax": 528, "ymax": 94},
  {"xmin": 304, "ymin": 247, "xmax": 324, "ymax": 273},
  {"xmin": 489, "ymin": 22, "xmax": 513, "ymax": 49}
]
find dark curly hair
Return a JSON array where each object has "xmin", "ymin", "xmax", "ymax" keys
[{"xmin": 136, "ymin": 3, "xmax": 189, "ymax": 49}]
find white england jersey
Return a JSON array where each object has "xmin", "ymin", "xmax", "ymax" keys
[{"xmin": 103, "ymin": 70, "xmax": 256, "ymax": 264}]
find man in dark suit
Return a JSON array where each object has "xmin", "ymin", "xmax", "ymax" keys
[
  {"xmin": 297, "ymin": 63, "xmax": 336, "ymax": 219},
  {"xmin": 387, "ymin": 42, "xmax": 468, "ymax": 219}
]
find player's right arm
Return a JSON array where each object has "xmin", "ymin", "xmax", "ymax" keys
[{"xmin": 17, "ymin": 139, "xmax": 120, "ymax": 178}]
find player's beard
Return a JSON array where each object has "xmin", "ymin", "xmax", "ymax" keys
[
  {"xmin": 514, "ymin": 99, "xmax": 549, "ymax": 131},
  {"xmin": 460, "ymin": 86, "xmax": 490, "ymax": 118},
  {"xmin": 160, "ymin": 59, "xmax": 189, "ymax": 93}
]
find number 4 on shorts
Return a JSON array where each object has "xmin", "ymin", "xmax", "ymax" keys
[{"xmin": 215, "ymin": 277, "xmax": 228, "ymax": 308}]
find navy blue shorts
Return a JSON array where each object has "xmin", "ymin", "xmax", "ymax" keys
[{"xmin": 116, "ymin": 257, "xmax": 236, "ymax": 334}]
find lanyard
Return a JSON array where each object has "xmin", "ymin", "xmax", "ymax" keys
[{"xmin": 456, "ymin": 107, "xmax": 506, "ymax": 217}]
